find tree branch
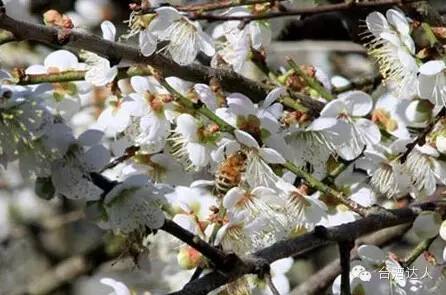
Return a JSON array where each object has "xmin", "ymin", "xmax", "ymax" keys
[
  {"xmin": 291, "ymin": 223, "xmax": 412, "ymax": 295},
  {"xmin": 401, "ymin": 235, "xmax": 437, "ymax": 268},
  {"xmin": 186, "ymin": 0, "xmax": 423, "ymax": 22},
  {"xmin": 339, "ymin": 241, "xmax": 353, "ymax": 295},
  {"xmin": 400, "ymin": 107, "xmax": 446, "ymax": 163},
  {"xmin": 168, "ymin": 202, "xmax": 437, "ymax": 295},
  {"xmin": 0, "ymin": 11, "xmax": 268, "ymax": 103},
  {"xmin": 134, "ymin": 0, "xmax": 287, "ymax": 13},
  {"xmin": 161, "ymin": 219, "xmax": 236, "ymax": 270}
]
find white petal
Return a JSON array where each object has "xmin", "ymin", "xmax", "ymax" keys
[
  {"xmin": 25, "ymin": 65, "xmax": 47, "ymax": 75},
  {"xmin": 44, "ymin": 50, "xmax": 78, "ymax": 70},
  {"xmin": 100, "ymin": 278, "xmax": 130, "ymax": 295},
  {"xmin": 139, "ymin": 29, "xmax": 157, "ymax": 57},
  {"xmin": 270, "ymin": 257, "xmax": 293, "ymax": 274},
  {"xmin": 78, "ymin": 129, "xmax": 104, "ymax": 146},
  {"xmin": 264, "ymin": 87, "xmax": 285, "ymax": 108},
  {"xmin": 101, "ymin": 20, "xmax": 116, "ymax": 41},
  {"xmin": 339, "ymin": 91, "xmax": 373, "ymax": 116},
  {"xmin": 151, "ymin": 7, "xmax": 182, "ymax": 31},
  {"xmin": 320, "ymin": 99, "xmax": 346, "ymax": 118},
  {"xmin": 355, "ymin": 119, "xmax": 381, "ymax": 145},
  {"xmin": 259, "ymin": 148, "xmax": 286, "ymax": 164},
  {"xmin": 366, "ymin": 11, "xmax": 389, "ymax": 38},
  {"xmin": 84, "ymin": 144, "xmax": 110, "ymax": 172},
  {"xmin": 186, "ymin": 142, "xmax": 209, "ymax": 167},
  {"xmin": 440, "ymin": 220, "xmax": 446, "ymax": 241},
  {"xmin": 307, "ymin": 117, "xmax": 338, "ymax": 131},
  {"xmin": 357, "ymin": 245, "xmax": 385, "ymax": 265},
  {"xmin": 194, "ymin": 83, "xmax": 218, "ymax": 110},
  {"xmin": 176, "ymin": 114, "xmax": 198, "ymax": 141},
  {"xmin": 198, "ymin": 30, "xmax": 215, "ymax": 57},
  {"xmin": 227, "ymin": 93, "xmax": 256, "ymax": 115},
  {"xmin": 419, "ymin": 60, "xmax": 446, "ymax": 76},
  {"xmin": 173, "ymin": 214, "xmax": 199, "ymax": 234},
  {"xmin": 386, "ymin": 9, "xmax": 410, "ymax": 36},
  {"xmin": 234, "ymin": 129, "xmax": 260, "ymax": 148},
  {"xmin": 223, "ymin": 187, "xmax": 245, "ymax": 209},
  {"xmin": 412, "ymin": 211, "xmax": 441, "ymax": 239}
]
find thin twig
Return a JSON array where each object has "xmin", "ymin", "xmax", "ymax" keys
[
  {"xmin": 13, "ymin": 66, "xmax": 155, "ymax": 85},
  {"xmin": 187, "ymin": 0, "xmax": 423, "ymax": 22},
  {"xmin": 400, "ymin": 107, "xmax": 446, "ymax": 163},
  {"xmin": 135, "ymin": 0, "xmax": 286, "ymax": 13},
  {"xmin": 402, "ymin": 235, "xmax": 437, "ymax": 268}
]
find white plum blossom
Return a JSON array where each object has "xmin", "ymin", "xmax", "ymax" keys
[
  {"xmin": 320, "ymin": 91, "xmax": 381, "ymax": 160},
  {"xmin": 372, "ymin": 94, "xmax": 411, "ymax": 139},
  {"xmin": 165, "ymin": 184, "xmax": 217, "ymax": 221},
  {"xmin": 149, "ymin": 7, "xmax": 215, "ymax": 65},
  {"xmin": 276, "ymin": 180, "xmax": 327, "ymax": 231},
  {"xmin": 418, "ymin": 60, "xmax": 446, "ymax": 109},
  {"xmin": 122, "ymin": 153, "xmax": 190, "ymax": 185},
  {"xmin": 4, "ymin": 5, "xmax": 446, "ymax": 295},
  {"xmin": 169, "ymin": 113, "xmax": 216, "ymax": 171},
  {"xmin": 102, "ymin": 175, "xmax": 167, "ymax": 233},
  {"xmin": 127, "ymin": 76, "xmax": 174, "ymax": 152},
  {"xmin": 25, "ymin": 50, "xmax": 87, "ymax": 120},
  {"xmin": 365, "ymin": 9, "xmax": 418, "ymax": 97},
  {"xmin": 405, "ymin": 144, "xmax": 446, "ymax": 197},
  {"xmin": 84, "ymin": 52, "xmax": 118, "ymax": 87},
  {"xmin": 83, "ymin": 23, "xmax": 119, "ymax": 87},
  {"xmin": 212, "ymin": 7, "xmax": 271, "ymax": 74}
]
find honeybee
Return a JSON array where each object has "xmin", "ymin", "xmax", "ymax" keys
[{"xmin": 215, "ymin": 150, "xmax": 248, "ymax": 197}]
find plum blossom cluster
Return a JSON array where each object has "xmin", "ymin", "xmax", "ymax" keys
[{"xmin": 3, "ymin": 2, "xmax": 446, "ymax": 294}]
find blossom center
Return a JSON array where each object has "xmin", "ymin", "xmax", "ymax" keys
[{"xmin": 372, "ymin": 108, "xmax": 398, "ymax": 132}]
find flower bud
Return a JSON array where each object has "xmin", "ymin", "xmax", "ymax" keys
[
  {"xmin": 406, "ymin": 100, "xmax": 432, "ymax": 125},
  {"xmin": 177, "ymin": 245, "xmax": 202, "ymax": 269}
]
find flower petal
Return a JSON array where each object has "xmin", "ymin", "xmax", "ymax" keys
[
  {"xmin": 101, "ymin": 20, "xmax": 116, "ymax": 41},
  {"xmin": 259, "ymin": 147, "xmax": 286, "ymax": 164},
  {"xmin": 234, "ymin": 129, "xmax": 260, "ymax": 148},
  {"xmin": 139, "ymin": 29, "xmax": 157, "ymax": 57}
]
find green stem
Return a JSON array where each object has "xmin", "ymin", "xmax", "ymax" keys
[
  {"xmin": 287, "ymin": 59, "xmax": 334, "ymax": 101},
  {"xmin": 402, "ymin": 236, "xmax": 437, "ymax": 267},
  {"xmin": 160, "ymin": 79, "xmax": 235, "ymax": 133},
  {"xmin": 282, "ymin": 161, "xmax": 367, "ymax": 216},
  {"xmin": 279, "ymin": 96, "xmax": 308, "ymax": 112},
  {"xmin": 12, "ymin": 66, "xmax": 155, "ymax": 85},
  {"xmin": 421, "ymin": 22, "xmax": 438, "ymax": 47}
]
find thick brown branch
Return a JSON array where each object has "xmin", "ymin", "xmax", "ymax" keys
[
  {"xmin": 0, "ymin": 12, "xmax": 268, "ymax": 103},
  {"xmin": 168, "ymin": 203, "xmax": 437, "ymax": 295},
  {"xmin": 291, "ymin": 223, "xmax": 411, "ymax": 295},
  {"xmin": 339, "ymin": 241, "xmax": 353, "ymax": 295}
]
